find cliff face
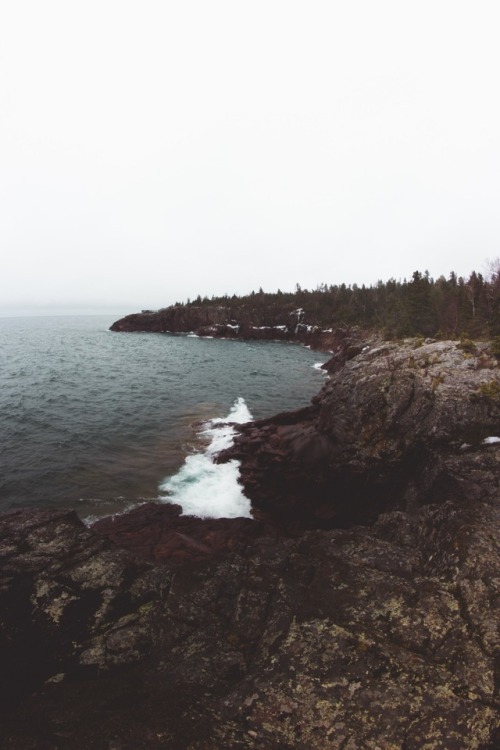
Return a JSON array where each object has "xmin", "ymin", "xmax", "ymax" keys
[
  {"xmin": 109, "ymin": 305, "xmax": 344, "ymax": 348},
  {"xmin": 1, "ymin": 337, "xmax": 499, "ymax": 749},
  {"xmin": 110, "ymin": 305, "xmax": 235, "ymax": 333}
]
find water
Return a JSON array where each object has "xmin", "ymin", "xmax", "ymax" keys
[
  {"xmin": 0, "ymin": 316, "xmax": 328, "ymax": 520},
  {"xmin": 160, "ymin": 397, "xmax": 254, "ymax": 520}
]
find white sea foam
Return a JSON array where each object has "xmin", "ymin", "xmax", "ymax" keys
[
  {"xmin": 82, "ymin": 498, "xmax": 144, "ymax": 527},
  {"xmin": 158, "ymin": 397, "xmax": 253, "ymax": 519},
  {"xmin": 312, "ymin": 362, "xmax": 327, "ymax": 375},
  {"xmin": 250, "ymin": 324, "xmax": 288, "ymax": 331}
]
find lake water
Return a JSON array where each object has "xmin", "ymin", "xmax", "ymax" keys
[{"xmin": 0, "ymin": 316, "xmax": 328, "ymax": 520}]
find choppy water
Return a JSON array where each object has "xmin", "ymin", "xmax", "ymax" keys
[{"xmin": 0, "ymin": 316, "xmax": 328, "ymax": 519}]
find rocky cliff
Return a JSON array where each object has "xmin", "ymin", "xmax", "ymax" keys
[
  {"xmin": 1, "ymin": 337, "xmax": 499, "ymax": 749},
  {"xmin": 109, "ymin": 305, "xmax": 343, "ymax": 348},
  {"xmin": 221, "ymin": 337, "xmax": 500, "ymax": 529}
]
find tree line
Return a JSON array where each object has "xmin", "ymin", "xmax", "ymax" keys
[{"xmin": 172, "ymin": 264, "xmax": 500, "ymax": 340}]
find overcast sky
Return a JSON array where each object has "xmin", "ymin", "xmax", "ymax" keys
[{"xmin": 1, "ymin": 1, "xmax": 499, "ymax": 315}]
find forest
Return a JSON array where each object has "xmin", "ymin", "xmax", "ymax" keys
[{"xmin": 173, "ymin": 264, "xmax": 500, "ymax": 341}]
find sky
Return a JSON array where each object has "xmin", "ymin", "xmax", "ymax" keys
[{"xmin": 1, "ymin": 0, "xmax": 499, "ymax": 316}]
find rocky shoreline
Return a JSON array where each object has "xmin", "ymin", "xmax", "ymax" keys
[
  {"xmin": 1, "ymin": 334, "xmax": 499, "ymax": 749},
  {"xmin": 109, "ymin": 304, "xmax": 346, "ymax": 350}
]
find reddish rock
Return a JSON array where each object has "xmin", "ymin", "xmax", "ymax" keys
[{"xmin": 92, "ymin": 502, "xmax": 278, "ymax": 563}]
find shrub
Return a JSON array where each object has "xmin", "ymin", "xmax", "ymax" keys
[
  {"xmin": 490, "ymin": 336, "xmax": 500, "ymax": 360},
  {"xmin": 458, "ymin": 338, "xmax": 477, "ymax": 354},
  {"xmin": 478, "ymin": 380, "xmax": 500, "ymax": 401}
]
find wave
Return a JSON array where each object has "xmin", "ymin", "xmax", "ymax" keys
[
  {"xmin": 312, "ymin": 362, "xmax": 328, "ymax": 375},
  {"xmin": 158, "ymin": 397, "xmax": 253, "ymax": 519}
]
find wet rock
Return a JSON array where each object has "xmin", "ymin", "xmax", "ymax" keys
[{"xmin": 92, "ymin": 501, "xmax": 276, "ymax": 563}]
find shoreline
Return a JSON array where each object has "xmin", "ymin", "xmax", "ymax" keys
[{"xmin": 1, "ymin": 333, "xmax": 499, "ymax": 748}]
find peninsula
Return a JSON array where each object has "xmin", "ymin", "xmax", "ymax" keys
[{"xmin": 110, "ymin": 268, "xmax": 500, "ymax": 343}]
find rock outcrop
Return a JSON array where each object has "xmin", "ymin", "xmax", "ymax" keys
[
  {"xmin": 1, "ymin": 337, "xmax": 499, "ymax": 749},
  {"xmin": 110, "ymin": 305, "xmax": 235, "ymax": 334},
  {"xmin": 221, "ymin": 337, "xmax": 500, "ymax": 529},
  {"xmin": 109, "ymin": 305, "xmax": 346, "ymax": 349}
]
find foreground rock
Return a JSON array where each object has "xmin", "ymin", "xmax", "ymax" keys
[
  {"xmin": 2, "ymin": 472, "xmax": 500, "ymax": 749},
  {"xmin": 1, "ymin": 337, "xmax": 499, "ymax": 749}
]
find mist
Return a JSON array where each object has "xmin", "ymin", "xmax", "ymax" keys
[{"xmin": 1, "ymin": 1, "xmax": 499, "ymax": 315}]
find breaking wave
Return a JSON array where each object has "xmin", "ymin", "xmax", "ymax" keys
[{"xmin": 158, "ymin": 397, "xmax": 253, "ymax": 519}]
